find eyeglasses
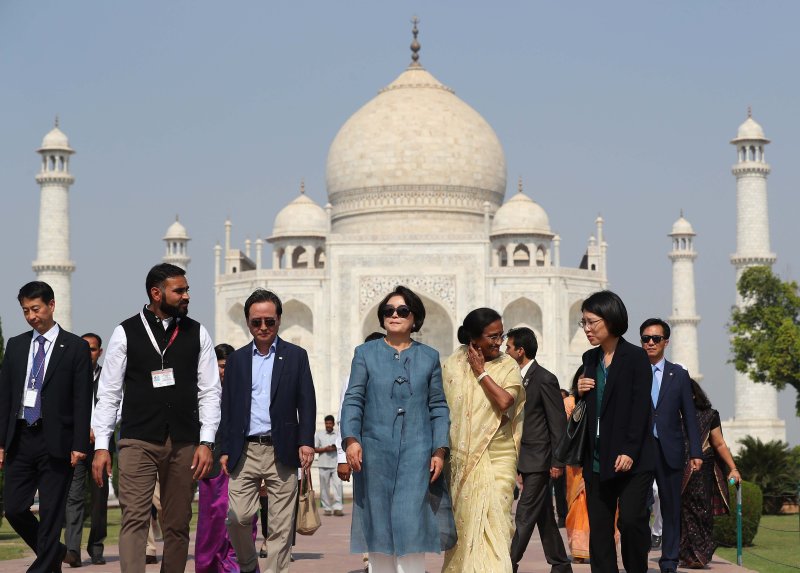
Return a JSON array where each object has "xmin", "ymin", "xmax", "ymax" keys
[
  {"xmin": 641, "ymin": 335, "xmax": 666, "ymax": 344},
  {"xmin": 579, "ymin": 317, "xmax": 603, "ymax": 330},
  {"xmin": 484, "ymin": 332, "xmax": 507, "ymax": 343},
  {"xmin": 381, "ymin": 305, "xmax": 412, "ymax": 319},
  {"xmin": 250, "ymin": 317, "xmax": 277, "ymax": 329}
]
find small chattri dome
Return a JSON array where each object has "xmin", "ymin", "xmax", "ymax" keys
[
  {"xmin": 670, "ymin": 213, "xmax": 695, "ymax": 236},
  {"xmin": 732, "ymin": 116, "xmax": 769, "ymax": 143},
  {"xmin": 270, "ymin": 186, "xmax": 328, "ymax": 239},
  {"xmin": 39, "ymin": 125, "xmax": 73, "ymax": 152},
  {"xmin": 163, "ymin": 216, "xmax": 189, "ymax": 240},
  {"xmin": 491, "ymin": 188, "xmax": 552, "ymax": 237}
]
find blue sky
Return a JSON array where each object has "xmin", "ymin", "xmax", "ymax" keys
[{"xmin": 1, "ymin": 1, "xmax": 798, "ymax": 443}]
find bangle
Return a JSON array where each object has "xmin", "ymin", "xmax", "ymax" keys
[{"xmin": 477, "ymin": 371, "xmax": 489, "ymax": 382}]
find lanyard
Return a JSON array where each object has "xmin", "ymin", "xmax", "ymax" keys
[
  {"xmin": 28, "ymin": 336, "xmax": 52, "ymax": 389},
  {"xmin": 139, "ymin": 311, "xmax": 180, "ymax": 370}
]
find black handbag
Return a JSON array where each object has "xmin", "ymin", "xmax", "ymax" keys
[{"xmin": 554, "ymin": 399, "xmax": 588, "ymax": 466}]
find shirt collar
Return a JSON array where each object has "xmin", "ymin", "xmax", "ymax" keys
[
  {"xmin": 653, "ymin": 357, "xmax": 666, "ymax": 373},
  {"xmin": 519, "ymin": 359, "xmax": 535, "ymax": 379},
  {"xmin": 253, "ymin": 338, "xmax": 278, "ymax": 358},
  {"xmin": 142, "ymin": 305, "xmax": 178, "ymax": 330},
  {"xmin": 32, "ymin": 323, "xmax": 60, "ymax": 344}
]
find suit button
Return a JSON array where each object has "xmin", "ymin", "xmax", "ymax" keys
[
  {"xmin": 394, "ymin": 353, "xmax": 399, "ymax": 360},
  {"xmin": 397, "ymin": 408, "xmax": 405, "ymax": 414}
]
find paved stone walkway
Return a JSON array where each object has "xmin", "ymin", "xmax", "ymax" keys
[{"xmin": 0, "ymin": 509, "xmax": 752, "ymax": 572}]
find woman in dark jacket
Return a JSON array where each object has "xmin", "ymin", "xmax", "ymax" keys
[{"xmin": 576, "ymin": 291, "xmax": 655, "ymax": 573}]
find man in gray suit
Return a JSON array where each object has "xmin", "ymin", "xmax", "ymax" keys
[{"xmin": 507, "ymin": 327, "xmax": 572, "ymax": 573}]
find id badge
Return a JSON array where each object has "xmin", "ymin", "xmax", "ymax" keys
[
  {"xmin": 24, "ymin": 388, "xmax": 38, "ymax": 407},
  {"xmin": 151, "ymin": 368, "xmax": 176, "ymax": 388},
  {"xmin": 596, "ymin": 418, "xmax": 600, "ymax": 438}
]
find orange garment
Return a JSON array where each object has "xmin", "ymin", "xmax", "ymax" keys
[{"xmin": 566, "ymin": 466, "xmax": 590, "ymax": 559}]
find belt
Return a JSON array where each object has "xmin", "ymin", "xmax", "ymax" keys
[
  {"xmin": 246, "ymin": 434, "xmax": 273, "ymax": 445},
  {"xmin": 18, "ymin": 418, "xmax": 42, "ymax": 430}
]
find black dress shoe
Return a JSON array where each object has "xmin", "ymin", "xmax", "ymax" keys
[
  {"xmin": 651, "ymin": 534, "xmax": 662, "ymax": 550},
  {"xmin": 259, "ymin": 548, "xmax": 268, "ymax": 558},
  {"xmin": 90, "ymin": 556, "xmax": 106, "ymax": 565},
  {"xmin": 64, "ymin": 550, "xmax": 82, "ymax": 568},
  {"xmin": 145, "ymin": 555, "xmax": 158, "ymax": 564}
]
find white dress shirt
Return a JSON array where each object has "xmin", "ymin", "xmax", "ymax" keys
[
  {"xmin": 17, "ymin": 323, "xmax": 60, "ymax": 419},
  {"xmin": 91, "ymin": 315, "xmax": 221, "ymax": 450}
]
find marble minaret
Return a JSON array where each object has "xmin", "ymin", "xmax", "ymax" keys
[
  {"xmin": 33, "ymin": 119, "xmax": 75, "ymax": 330},
  {"xmin": 162, "ymin": 216, "xmax": 191, "ymax": 270},
  {"xmin": 668, "ymin": 212, "xmax": 701, "ymax": 380},
  {"xmin": 724, "ymin": 111, "xmax": 786, "ymax": 452}
]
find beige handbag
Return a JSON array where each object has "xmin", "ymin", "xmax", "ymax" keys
[{"xmin": 295, "ymin": 469, "xmax": 322, "ymax": 535}]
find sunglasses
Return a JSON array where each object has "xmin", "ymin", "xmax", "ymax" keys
[
  {"xmin": 381, "ymin": 305, "xmax": 412, "ymax": 319},
  {"xmin": 250, "ymin": 317, "xmax": 277, "ymax": 329},
  {"xmin": 641, "ymin": 335, "xmax": 665, "ymax": 344}
]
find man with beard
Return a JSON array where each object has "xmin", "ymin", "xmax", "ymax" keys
[{"xmin": 91, "ymin": 263, "xmax": 221, "ymax": 572}]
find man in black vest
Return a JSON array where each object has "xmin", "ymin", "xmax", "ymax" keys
[
  {"xmin": 507, "ymin": 327, "xmax": 572, "ymax": 573},
  {"xmin": 0, "ymin": 281, "xmax": 92, "ymax": 573},
  {"xmin": 91, "ymin": 263, "xmax": 221, "ymax": 573}
]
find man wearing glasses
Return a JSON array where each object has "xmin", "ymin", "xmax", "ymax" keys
[
  {"xmin": 639, "ymin": 318, "xmax": 702, "ymax": 573},
  {"xmin": 220, "ymin": 289, "xmax": 316, "ymax": 573},
  {"xmin": 92, "ymin": 263, "xmax": 221, "ymax": 572}
]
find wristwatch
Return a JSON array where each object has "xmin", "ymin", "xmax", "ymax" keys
[{"xmin": 200, "ymin": 441, "xmax": 215, "ymax": 452}]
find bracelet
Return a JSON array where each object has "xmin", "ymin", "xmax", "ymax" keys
[{"xmin": 477, "ymin": 371, "xmax": 490, "ymax": 382}]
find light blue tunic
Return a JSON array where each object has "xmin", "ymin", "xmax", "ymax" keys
[{"xmin": 341, "ymin": 339, "xmax": 454, "ymax": 556}]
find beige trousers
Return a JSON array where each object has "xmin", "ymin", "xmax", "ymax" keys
[
  {"xmin": 117, "ymin": 438, "xmax": 195, "ymax": 573},
  {"xmin": 227, "ymin": 442, "xmax": 297, "ymax": 573}
]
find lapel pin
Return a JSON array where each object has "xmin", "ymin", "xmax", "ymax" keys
[
  {"xmin": 278, "ymin": 356, "xmax": 283, "ymax": 360},
  {"xmin": 60, "ymin": 344, "xmax": 65, "ymax": 348}
]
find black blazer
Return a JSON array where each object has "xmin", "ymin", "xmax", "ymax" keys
[
  {"xmin": 517, "ymin": 361, "xmax": 567, "ymax": 474},
  {"xmin": 220, "ymin": 337, "xmax": 316, "ymax": 471},
  {"xmin": 0, "ymin": 328, "xmax": 92, "ymax": 459},
  {"xmin": 654, "ymin": 360, "xmax": 702, "ymax": 469},
  {"xmin": 581, "ymin": 336, "xmax": 655, "ymax": 482}
]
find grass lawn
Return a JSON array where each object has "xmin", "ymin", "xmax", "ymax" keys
[
  {"xmin": 0, "ymin": 506, "xmax": 200, "ymax": 561},
  {"xmin": 716, "ymin": 514, "xmax": 800, "ymax": 573}
]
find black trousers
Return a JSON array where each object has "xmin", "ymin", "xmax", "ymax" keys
[
  {"xmin": 511, "ymin": 471, "xmax": 572, "ymax": 573},
  {"xmin": 586, "ymin": 470, "xmax": 653, "ymax": 573},
  {"xmin": 64, "ymin": 446, "xmax": 111, "ymax": 558},
  {"xmin": 4, "ymin": 423, "xmax": 71, "ymax": 573},
  {"xmin": 552, "ymin": 473, "xmax": 568, "ymax": 524},
  {"xmin": 653, "ymin": 440, "xmax": 682, "ymax": 571}
]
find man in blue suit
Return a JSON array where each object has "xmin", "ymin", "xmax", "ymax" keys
[
  {"xmin": 220, "ymin": 289, "xmax": 316, "ymax": 573},
  {"xmin": 640, "ymin": 318, "xmax": 702, "ymax": 573}
]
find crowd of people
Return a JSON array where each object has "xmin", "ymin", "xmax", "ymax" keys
[{"xmin": 0, "ymin": 264, "xmax": 742, "ymax": 573}]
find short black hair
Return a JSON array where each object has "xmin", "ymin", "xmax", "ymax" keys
[
  {"xmin": 639, "ymin": 318, "xmax": 671, "ymax": 339},
  {"xmin": 244, "ymin": 289, "xmax": 283, "ymax": 320},
  {"xmin": 324, "ymin": 415, "xmax": 335, "ymax": 423},
  {"xmin": 145, "ymin": 263, "xmax": 186, "ymax": 302},
  {"xmin": 81, "ymin": 332, "xmax": 103, "ymax": 348},
  {"xmin": 457, "ymin": 307, "xmax": 502, "ymax": 344},
  {"xmin": 215, "ymin": 343, "xmax": 235, "ymax": 361},
  {"xmin": 690, "ymin": 378, "xmax": 712, "ymax": 411},
  {"xmin": 365, "ymin": 332, "xmax": 384, "ymax": 343},
  {"xmin": 507, "ymin": 327, "xmax": 538, "ymax": 360},
  {"xmin": 18, "ymin": 281, "xmax": 55, "ymax": 304},
  {"xmin": 581, "ymin": 290, "xmax": 628, "ymax": 337},
  {"xmin": 376, "ymin": 285, "xmax": 426, "ymax": 333}
]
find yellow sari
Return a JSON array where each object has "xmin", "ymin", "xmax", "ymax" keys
[{"xmin": 441, "ymin": 347, "xmax": 525, "ymax": 573}]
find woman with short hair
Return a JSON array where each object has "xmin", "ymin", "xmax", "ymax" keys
[
  {"xmin": 442, "ymin": 308, "xmax": 526, "ymax": 573},
  {"xmin": 575, "ymin": 290, "xmax": 655, "ymax": 573},
  {"xmin": 341, "ymin": 286, "xmax": 454, "ymax": 573}
]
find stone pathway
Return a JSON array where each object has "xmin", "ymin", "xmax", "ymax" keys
[{"xmin": 0, "ymin": 510, "xmax": 753, "ymax": 572}]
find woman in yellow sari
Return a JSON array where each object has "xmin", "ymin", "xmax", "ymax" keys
[
  {"xmin": 442, "ymin": 308, "xmax": 525, "ymax": 573},
  {"xmin": 564, "ymin": 367, "xmax": 590, "ymax": 562}
]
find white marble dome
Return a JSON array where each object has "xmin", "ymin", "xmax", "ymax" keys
[
  {"xmin": 491, "ymin": 190, "xmax": 552, "ymax": 236},
  {"xmin": 670, "ymin": 214, "xmax": 695, "ymax": 235},
  {"xmin": 270, "ymin": 190, "xmax": 327, "ymax": 239},
  {"xmin": 325, "ymin": 62, "xmax": 507, "ymax": 234},
  {"xmin": 733, "ymin": 116, "xmax": 768, "ymax": 142},
  {"xmin": 163, "ymin": 217, "xmax": 189, "ymax": 240},
  {"xmin": 39, "ymin": 126, "xmax": 73, "ymax": 152}
]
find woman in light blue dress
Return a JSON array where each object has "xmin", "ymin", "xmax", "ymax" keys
[{"xmin": 341, "ymin": 285, "xmax": 455, "ymax": 573}]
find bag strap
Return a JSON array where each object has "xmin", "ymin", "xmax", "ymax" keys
[{"xmin": 300, "ymin": 467, "xmax": 314, "ymax": 492}]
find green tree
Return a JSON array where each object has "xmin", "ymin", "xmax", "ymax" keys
[
  {"xmin": 729, "ymin": 266, "xmax": 800, "ymax": 414},
  {"xmin": 735, "ymin": 435, "xmax": 800, "ymax": 514}
]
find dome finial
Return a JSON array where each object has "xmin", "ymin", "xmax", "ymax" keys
[
  {"xmin": 54, "ymin": 115, "xmax": 60, "ymax": 128},
  {"xmin": 410, "ymin": 15, "xmax": 421, "ymax": 67},
  {"xmin": 680, "ymin": 208, "xmax": 684, "ymax": 218},
  {"xmin": 300, "ymin": 179, "xmax": 306, "ymax": 194},
  {"xmin": 517, "ymin": 176, "xmax": 523, "ymax": 194},
  {"xmin": 747, "ymin": 105, "xmax": 752, "ymax": 118}
]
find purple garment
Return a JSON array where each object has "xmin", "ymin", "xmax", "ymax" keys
[{"xmin": 196, "ymin": 473, "xmax": 258, "ymax": 573}]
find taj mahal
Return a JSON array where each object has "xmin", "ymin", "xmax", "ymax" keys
[{"xmin": 28, "ymin": 26, "xmax": 785, "ymax": 448}]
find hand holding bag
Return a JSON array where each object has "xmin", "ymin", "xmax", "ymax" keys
[
  {"xmin": 296, "ymin": 468, "xmax": 322, "ymax": 535},
  {"xmin": 554, "ymin": 398, "xmax": 588, "ymax": 466}
]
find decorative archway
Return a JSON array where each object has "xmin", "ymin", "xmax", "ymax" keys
[
  {"xmin": 503, "ymin": 297, "xmax": 543, "ymax": 350},
  {"xmin": 225, "ymin": 302, "xmax": 250, "ymax": 348},
  {"xmin": 281, "ymin": 299, "xmax": 314, "ymax": 352}
]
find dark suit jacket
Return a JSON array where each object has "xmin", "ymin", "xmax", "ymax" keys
[
  {"xmin": 654, "ymin": 360, "xmax": 702, "ymax": 469},
  {"xmin": 581, "ymin": 336, "xmax": 656, "ymax": 482},
  {"xmin": 221, "ymin": 337, "xmax": 316, "ymax": 471},
  {"xmin": 0, "ymin": 328, "xmax": 92, "ymax": 459},
  {"xmin": 517, "ymin": 361, "xmax": 567, "ymax": 474}
]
